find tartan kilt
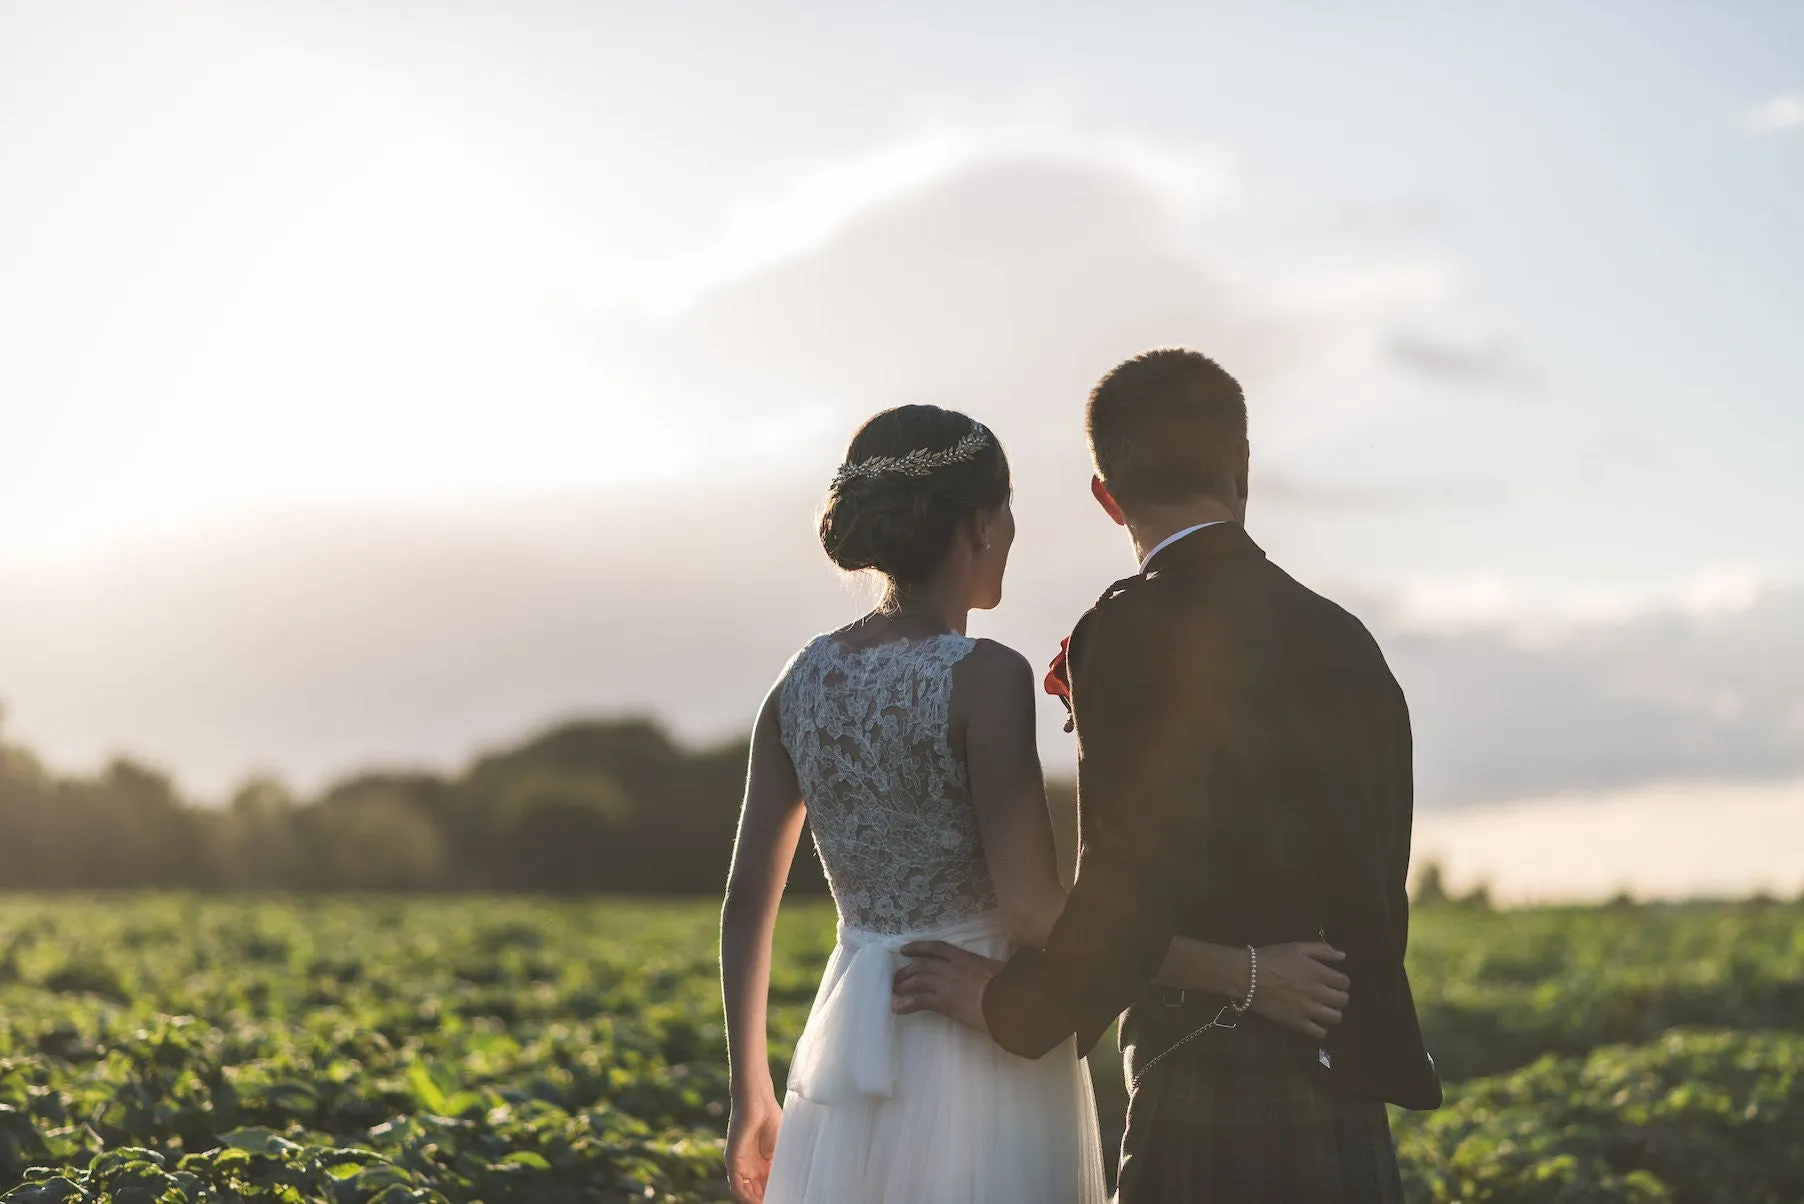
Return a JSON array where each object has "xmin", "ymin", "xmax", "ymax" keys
[{"xmin": 1115, "ymin": 1002, "xmax": 1404, "ymax": 1204}]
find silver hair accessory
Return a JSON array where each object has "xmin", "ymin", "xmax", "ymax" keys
[{"xmin": 831, "ymin": 424, "xmax": 993, "ymax": 489}]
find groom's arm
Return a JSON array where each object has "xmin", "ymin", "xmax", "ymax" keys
[
  {"xmin": 1313, "ymin": 641, "xmax": 1412, "ymax": 999},
  {"xmin": 982, "ymin": 592, "xmax": 1208, "ymax": 1058},
  {"xmin": 1311, "ymin": 654, "xmax": 1419, "ymax": 1052}
]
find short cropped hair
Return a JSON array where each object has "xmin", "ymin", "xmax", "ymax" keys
[{"xmin": 1085, "ymin": 348, "xmax": 1247, "ymax": 506}]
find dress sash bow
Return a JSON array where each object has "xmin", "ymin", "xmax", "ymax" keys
[{"xmin": 787, "ymin": 910, "xmax": 1006, "ymax": 1105}]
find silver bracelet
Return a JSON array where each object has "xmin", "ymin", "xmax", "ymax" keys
[{"xmin": 1232, "ymin": 944, "xmax": 1257, "ymax": 1014}]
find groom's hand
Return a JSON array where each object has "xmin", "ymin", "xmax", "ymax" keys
[
  {"xmin": 1253, "ymin": 942, "xmax": 1351, "ymax": 1041},
  {"xmin": 892, "ymin": 942, "xmax": 1004, "ymax": 1033}
]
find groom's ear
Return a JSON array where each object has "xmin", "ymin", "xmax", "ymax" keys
[{"xmin": 1091, "ymin": 475, "xmax": 1127, "ymax": 527}]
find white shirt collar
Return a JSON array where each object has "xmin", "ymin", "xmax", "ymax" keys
[{"xmin": 1139, "ymin": 521, "xmax": 1226, "ymax": 574}]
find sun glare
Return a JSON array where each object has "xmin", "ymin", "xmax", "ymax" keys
[{"xmin": 4, "ymin": 90, "xmax": 700, "ymax": 557}]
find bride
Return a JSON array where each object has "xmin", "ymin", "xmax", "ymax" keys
[{"xmin": 719, "ymin": 405, "xmax": 1343, "ymax": 1203}]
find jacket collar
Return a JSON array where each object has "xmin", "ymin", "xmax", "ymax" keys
[{"xmin": 1141, "ymin": 520, "xmax": 1265, "ymax": 577}]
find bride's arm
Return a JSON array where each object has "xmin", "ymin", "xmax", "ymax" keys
[
  {"xmin": 959, "ymin": 643, "xmax": 1351, "ymax": 1042},
  {"xmin": 720, "ymin": 680, "xmax": 806, "ymax": 1204},
  {"xmin": 957, "ymin": 642, "xmax": 1076, "ymax": 950}
]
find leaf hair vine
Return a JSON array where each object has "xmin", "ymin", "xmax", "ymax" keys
[{"xmin": 831, "ymin": 425, "xmax": 994, "ymax": 489}]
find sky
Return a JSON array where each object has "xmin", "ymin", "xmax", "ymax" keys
[{"xmin": 2, "ymin": 1, "xmax": 1801, "ymax": 896}]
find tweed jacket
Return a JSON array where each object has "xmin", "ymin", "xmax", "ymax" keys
[{"xmin": 982, "ymin": 521, "xmax": 1441, "ymax": 1110}]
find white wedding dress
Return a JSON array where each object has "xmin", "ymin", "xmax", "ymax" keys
[{"xmin": 766, "ymin": 632, "xmax": 1108, "ymax": 1204}]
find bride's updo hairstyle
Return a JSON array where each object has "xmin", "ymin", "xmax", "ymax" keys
[{"xmin": 819, "ymin": 405, "xmax": 1010, "ymax": 601}]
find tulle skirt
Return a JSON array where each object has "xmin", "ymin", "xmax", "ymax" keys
[{"xmin": 767, "ymin": 910, "xmax": 1108, "ymax": 1204}]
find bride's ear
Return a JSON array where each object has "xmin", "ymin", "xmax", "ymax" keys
[
  {"xmin": 1091, "ymin": 476, "xmax": 1127, "ymax": 527},
  {"xmin": 970, "ymin": 506, "xmax": 999, "ymax": 552}
]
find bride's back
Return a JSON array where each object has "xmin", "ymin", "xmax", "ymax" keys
[{"xmin": 779, "ymin": 631, "xmax": 998, "ymax": 935}]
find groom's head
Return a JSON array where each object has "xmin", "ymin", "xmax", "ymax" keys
[{"xmin": 1086, "ymin": 348, "xmax": 1250, "ymax": 526}]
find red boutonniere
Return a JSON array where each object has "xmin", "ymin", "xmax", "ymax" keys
[{"xmin": 1044, "ymin": 638, "xmax": 1074, "ymax": 732}]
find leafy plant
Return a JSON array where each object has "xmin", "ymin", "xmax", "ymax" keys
[{"xmin": 0, "ymin": 896, "xmax": 1798, "ymax": 1203}]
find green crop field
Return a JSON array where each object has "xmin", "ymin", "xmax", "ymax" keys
[{"xmin": 0, "ymin": 896, "xmax": 1800, "ymax": 1203}]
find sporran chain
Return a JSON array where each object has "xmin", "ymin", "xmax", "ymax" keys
[{"xmin": 1129, "ymin": 1004, "xmax": 1239, "ymax": 1092}]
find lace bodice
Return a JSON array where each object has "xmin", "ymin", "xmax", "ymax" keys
[{"xmin": 779, "ymin": 633, "xmax": 998, "ymax": 934}]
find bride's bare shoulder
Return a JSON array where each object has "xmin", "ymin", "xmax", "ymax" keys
[
  {"xmin": 763, "ymin": 635, "xmax": 829, "ymax": 706},
  {"xmin": 956, "ymin": 638, "xmax": 1037, "ymax": 699}
]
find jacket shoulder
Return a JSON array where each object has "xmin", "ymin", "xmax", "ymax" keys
[
  {"xmin": 1071, "ymin": 569, "xmax": 1181, "ymax": 639},
  {"xmin": 1258, "ymin": 558, "xmax": 1378, "ymax": 642},
  {"xmin": 1268, "ymin": 567, "xmax": 1404, "ymax": 692}
]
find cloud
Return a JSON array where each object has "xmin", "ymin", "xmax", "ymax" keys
[
  {"xmin": 0, "ymin": 493, "xmax": 845, "ymax": 797},
  {"xmin": 590, "ymin": 119, "xmax": 1466, "ymax": 466},
  {"xmin": 1745, "ymin": 91, "xmax": 1804, "ymax": 134},
  {"xmin": 1385, "ymin": 566, "xmax": 1772, "ymax": 633},
  {"xmin": 1370, "ymin": 574, "xmax": 1804, "ymax": 806},
  {"xmin": 1259, "ymin": 472, "xmax": 1510, "ymax": 511},
  {"xmin": 1326, "ymin": 199, "xmax": 1448, "ymax": 236},
  {"xmin": 597, "ymin": 154, "xmax": 1297, "ymax": 440},
  {"xmin": 624, "ymin": 121, "xmax": 1239, "ymax": 319},
  {"xmin": 5, "ymin": 488, "xmax": 1801, "ymax": 824},
  {"xmin": 1386, "ymin": 333, "xmax": 1540, "ymax": 391}
]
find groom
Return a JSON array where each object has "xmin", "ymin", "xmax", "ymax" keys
[{"xmin": 896, "ymin": 349, "xmax": 1441, "ymax": 1201}]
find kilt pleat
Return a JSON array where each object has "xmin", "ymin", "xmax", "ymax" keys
[{"xmin": 1115, "ymin": 1005, "xmax": 1404, "ymax": 1204}]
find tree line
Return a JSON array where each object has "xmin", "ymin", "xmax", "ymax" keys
[{"xmin": 0, "ymin": 712, "xmax": 848, "ymax": 894}]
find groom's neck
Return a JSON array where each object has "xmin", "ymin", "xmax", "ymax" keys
[{"xmin": 1121, "ymin": 498, "xmax": 1241, "ymax": 566}]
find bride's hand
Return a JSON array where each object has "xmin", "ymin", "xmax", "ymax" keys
[
  {"xmin": 1251, "ymin": 942, "xmax": 1350, "ymax": 1041},
  {"xmin": 725, "ymin": 1088, "xmax": 782, "ymax": 1203}
]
